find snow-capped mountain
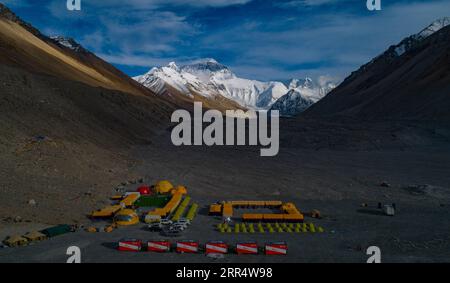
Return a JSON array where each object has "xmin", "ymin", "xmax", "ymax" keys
[
  {"xmin": 180, "ymin": 58, "xmax": 229, "ymax": 82},
  {"xmin": 413, "ymin": 17, "xmax": 450, "ymax": 40},
  {"xmin": 135, "ymin": 59, "xmax": 288, "ymax": 109},
  {"xmin": 179, "ymin": 59, "xmax": 288, "ymax": 109},
  {"xmin": 134, "ymin": 59, "xmax": 331, "ymax": 111},
  {"xmin": 50, "ymin": 36, "xmax": 85, "ymax": 52},
  {"xmin": 271, "ymin": 78, "xmax": 335, "ymax": 116},
  {"xmin": 393, "ymin": 17, "xmax": 450, "ymax": 56},
  {"xmin": 134, "ymin": 62, "xmax": 220, "ymax": 98},
  {"xmin": 270, "ymin": 89, "xmax": 316, "ymax": 117},
  {"xmin": 286, "ymin": 78, "xmax": 334, "ymax": 99}
]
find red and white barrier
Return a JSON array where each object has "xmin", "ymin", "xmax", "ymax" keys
[
  {"xmin": 206, "ymin": 241, "xmax": 228, "ymax": 254},
  {"xmin": 147, "ymin": 240, "xmax": 171, "ymax": 253},
  {"xmin": 118, "ymin": 239, "xmax": 142, "ymax": 252},
  {"xmin": 236, "ymin": 242, "xmax": 258, "ymax": 255},
  {"xmin": 176, "ymin": 241, "xmax": 199, "ymax": 253},
  {"xmin": 265, "ymin": 242, "xmax": 288, "ymax": 255},
  {"xmin": 118, "ymin": 239, "xmax": 288, "ymax": 256}
]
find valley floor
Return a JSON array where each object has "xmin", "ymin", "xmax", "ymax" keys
[{"xmin": 1, "ymin": 120, "xmax": 450, "ymax": 263}]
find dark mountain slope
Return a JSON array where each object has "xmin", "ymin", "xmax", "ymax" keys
[{"xmin": 305, "ymin": 21, "xmax": 450, "ymax": 121}]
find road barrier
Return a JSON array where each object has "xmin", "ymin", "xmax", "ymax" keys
[
  {"xmin": 116, "ymin": 239, "xmax": 294, "ymax": 256},
  {"xmin": 236, "ymin": 242, "xmax": 258, "ymax": 255},
  {"xmin": 176, "ymin": 240, "xmax": 199, "ymax": 253},
  {"xmin": 147, "ymin": 240, "xmax": 171, "ymax": 252},
  {"xmin": 265, "ymin": 242, "xmax": 288, "ymax": 255},
  {"xmin": 118, "ymin": 239, "xmax": 142, "ymax": 252},
  {"xmin": 205, "ymin": 241, "xmax": 228, "ymax": 254}
]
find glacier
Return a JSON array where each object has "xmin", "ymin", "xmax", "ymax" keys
[{"xmin": 134, "ymin": 59, "xmax": 335, "ymax": 113}]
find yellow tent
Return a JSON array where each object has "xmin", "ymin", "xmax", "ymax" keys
[
  {"xmin": 173, "ymin": 185, "xmax": 187, "ymax": 195},
  {"xmin": 4, "ymin": 235, "xmax": 28, "ymax": 247},
  {"xmin": 23, "ymin": 231, "xmax": 47, "ymax": 242},
  {"xmin": 155, "ymin": 180, "xmax": 174, "ymax": 194}
]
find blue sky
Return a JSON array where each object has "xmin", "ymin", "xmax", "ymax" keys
[{"xmin": 2, "ymin": 0, "xmax": 450, "ymax": 82}]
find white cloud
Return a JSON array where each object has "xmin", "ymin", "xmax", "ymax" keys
[
  {"xmin": 28, "ymin": 0, "xmax": 450, "ymax": 82},
  {"xmin": 44, "ymin": 0, "xmax": 200, "ymax": 58},
  {"xmin": 198, "ymin": 0, "xmax": 450, "ymax": 81}
]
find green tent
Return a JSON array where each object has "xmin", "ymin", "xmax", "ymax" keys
[{"xmin": 41, "ymin": 225, "xmax": 73, "ymax": 238}]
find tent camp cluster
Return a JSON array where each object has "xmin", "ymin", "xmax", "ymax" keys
[
  {"xmin": 2, "ymin": 179, "xmax": 325, "ymax": 253},
  {"xmin": 89, "ymin": 180, "xmax": 199, "ymax": 230}
]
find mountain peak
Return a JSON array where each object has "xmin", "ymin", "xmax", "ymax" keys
[
  {"xmin": 50, "ymin": 36, "xmax": 85, "ymax": 53},
  {"xmin": 0, "ymin": 3, "xmax": 18, "ymax": 21},
  {"xmin": 415, "ymin": 17, "xmax": 450, "ymax": 40},
  {"xmin": 135, "ymin": 59, "xmax": 331, "ymax": 113},
  {"xmin": 392, "ymin": 17, "xmax": 450, "ymax": 56},
  {"xmin": 182, "ymin": 58, "xmax": 228, "ymax": 71},
  {"xmin": 288, "ymin": 77, "xmax": 314, "ymax": 89},
  {"xmin": 166, "ymin": 61, "xmax": 179, "ymax": 70},
  {"xmin": 192, "ymin": 58, "xmax": 219, "ymax": 64},
  {"xmin": 180, "ymin": 59, "xmax": 232, "ymax": 82},
  {"xmin": 304, "ymin": 77, "xmax": 313, "ymax": 85}
]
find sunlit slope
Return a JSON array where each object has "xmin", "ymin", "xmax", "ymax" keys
[{"xmin": 0, "ymin": 18, "xmax": 152, "ymax": 97}]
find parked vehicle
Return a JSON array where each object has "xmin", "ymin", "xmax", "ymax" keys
[
  {"xmin": 171, "ymin": 224, "xmax": 188, "ymax": 231},
  {"xmin": 148, "ymin": 223, "xmax": 163, "ymax": 231},
  {"xmin": 160, "ymin": 219, "xmax": 173, "ymax": 226},
  {"xmin": 176, "ymin": 218, "xmax": 191, "ymax": 226},
  {"xmin": 174, "ymin": 220, "xmax": 189, "ymax": 226}
]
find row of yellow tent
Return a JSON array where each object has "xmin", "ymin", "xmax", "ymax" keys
[
  {"xmin": 91, "ymin": 180, "xmax": 186, "ymax": 219},
  {"xmin": 145, "ymin": 187, "xmax": 187, "ymax": 220},
  {"xmin": 91, "ymin": 193, "xmax": 140, "ymax": 218},
  {"xmin": 209, "ymin": 201, "xmax": 305, "ymax": 222}
]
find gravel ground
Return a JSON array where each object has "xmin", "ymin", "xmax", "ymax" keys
[{"xmin": 1, "ymin": 127, "xmax": 450, "ymax": 263}]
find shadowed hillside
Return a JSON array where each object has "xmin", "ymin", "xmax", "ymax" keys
[{"xmin": 305, "ymin": 22, "xmax": 450, "ymax": 121}]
